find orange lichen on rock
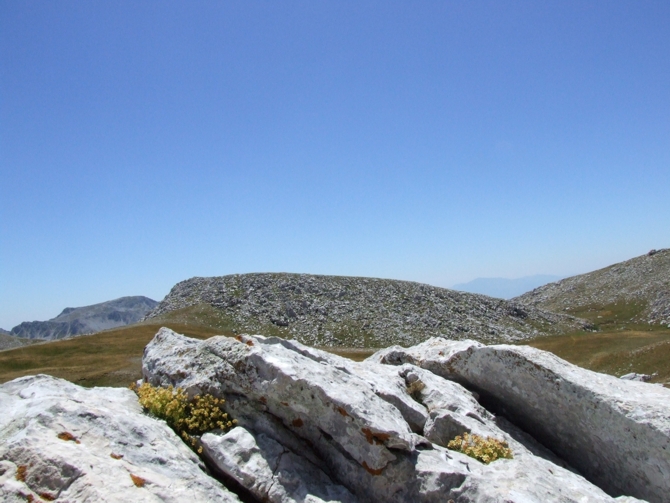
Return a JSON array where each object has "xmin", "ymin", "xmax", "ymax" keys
[
  {"xmin": 57, "ymin": 431, "xmax": 80, "ymax": 444},
  {"xmin": 361, "ymin": 428, "xmax": 390, "ymax": 445},
  {"xmin": 362, "ymin": 461, "xmax": 384, "ymax": 476},
  {"xmin": 130, "ymin": 474, "xmax": 146, "ymax": 487},
  {"xmin": 16, "ymin": 464, "xmax": 27, "ymax": 482}
]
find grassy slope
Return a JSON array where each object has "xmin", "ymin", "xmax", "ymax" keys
[
  {"xmin": 0, "ymin": 304, "xmax": 378, "ymax": 387},
  {"xmin": 0, "ymin": 322, "xmax": 229, "ymax": 387},
  {"xmin": 514, "ymin": 285, "xmax": 670, "ymax": 386},
  {"xmin": 0, "ymin": 332, "xmax": 41, "ymax": 351},
  {"xmin": 522, "ymin": 302, "xmax": 670, "ymax": 385},
  {"xmin": 524, "ymin": 329, "xmax": 670, "ymax": 385}
]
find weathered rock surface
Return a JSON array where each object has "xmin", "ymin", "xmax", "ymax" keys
[
  {"xmin": 0, "ymin": 374, "xmax": 240, "ymax": 502},
  {"xmin": 371, "ymin": 338, "xmax": 670, "ymax": 503},
  {"xmin": 10, "ymin": 296, "xmax": 158, "ymax": 340},
  {"xmin": 202, "ymin": 426, "xmax": 357, "ymax": 503},
  {"xmin": 143, "ymin": 273, "xmax": 589, "ymax": 347},
  {"xmin": 142, "ymin": 328, "xmax": 644, "ymax": 502}
]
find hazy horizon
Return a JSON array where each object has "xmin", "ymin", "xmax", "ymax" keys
[{"xmin": 2, "ymin": 2, "xmax": 669, "ymax": 329}]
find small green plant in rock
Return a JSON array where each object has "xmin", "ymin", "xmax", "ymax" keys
[
  {"xmin": 131, "ymin": 382, "xmax": 236, "ymax": 452},
  {"xmin": 447, "ymin": 432, "xmax": 513, "ymax": 464}
]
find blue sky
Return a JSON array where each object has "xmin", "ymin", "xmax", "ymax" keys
[{"xmin": 1, "ymin": 1, "xmax": 669, "ymax": 329}]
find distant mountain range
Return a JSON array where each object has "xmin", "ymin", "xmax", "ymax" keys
[
  {"xmin": 452, "ymin": 275, "xmax": 562, "ymax": 299},
  {"xmin": 7, "ymin": 296, "xmax": 158, "ymax": 340}
]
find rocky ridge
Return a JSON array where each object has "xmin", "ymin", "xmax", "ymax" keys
[
  {"xmin": 10, "ymin": 296, "xmax": 158, "ymax": 340},
  {"xmin": 145, "ymin": 273, "xmax": 589, "ymax": 346},
  {"xmin": 515, "ymin": 249, "xmax": 670, "ymax": 325}
]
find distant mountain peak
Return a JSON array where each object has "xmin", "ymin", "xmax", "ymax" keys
[
  {"xmin": 452, "ymin": 275, "xmax": 562, "ymax": 299},
  {"xmin": 10, "ymin": 296, "xmax": 158, "ymax": 340}
]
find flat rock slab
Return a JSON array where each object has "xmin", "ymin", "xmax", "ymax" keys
[
  {"xmin": 371, "ymin": 338, "xmax": 670, "ymax": 503},
  {"xmin": 0, "ymin": 374, "xmax": 240, "ymax": 503}
]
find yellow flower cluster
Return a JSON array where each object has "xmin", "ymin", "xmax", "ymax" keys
[
  {"xmin": 182, "ymin": 393, "xmax": 236, "ymax": 435},
  {"xmin": 447, "ymin": 432, "xmax": 513, "ymax": 464},
  {"xmin": 130, "ymin": 382, "xmax": 236, "ymax": 451}
]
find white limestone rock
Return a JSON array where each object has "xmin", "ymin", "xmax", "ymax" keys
[
  {"xmin": 371, "ymin": 337, "xmax": 669, "ymax": 503},
  {"xmin": 143, "ymin": 329, "xmax": 418, "ymax": 472},
  {"xmin": 142, "ymin": 328, "xmax": 637, "ymax": 503},
  {"xmin": 0, "ymin": 374, "xmax": 240, "ymax": 503},
  {"xmin": 620, "ymin": 373, "xmax": 652, "ymax": 382},
  {"xmin": 202, "ymin": 426, "xmax": 357, "ymax": 503}
]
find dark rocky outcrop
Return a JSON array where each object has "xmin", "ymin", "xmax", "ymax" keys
[{"xmin": 9, "ymin": 296, "xmax": 158, "ymax": 340}]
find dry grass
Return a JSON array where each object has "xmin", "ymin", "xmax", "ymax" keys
[
  {"xmin": 318, "ymin": 347, "xmax": 379, "ymax": 362},
  {"xmin": 0, "ymin": 322, "xmax": 232, "ymax": 387},
  {"xmin": 0, "ymin": 316, "xmax": 375, "ymax": 387},
  {"xmin": 522, "ymin": 328, "xmax": 670, "ymax": 385}
]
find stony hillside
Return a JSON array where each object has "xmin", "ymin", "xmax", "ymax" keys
[
  {"xmin": 0, "ymin": 332, "xmax": 37, "ymax": 351},
  {"xmin": 515, "ymin": 248, "xmax": 670, "ymax": 326},
  {"xmin": 10, "ymin": 296, "xmax": 158, "ymax": 340},
  {"xmin": 144, "ymin": 273, "xmax": 589, "ymax": 347}
]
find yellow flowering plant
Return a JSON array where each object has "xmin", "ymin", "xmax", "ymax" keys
[
  {"xmin": 447, "ymin": 432, "xmax": 513, "ymax": 464},
  {"xmin": 130, "ymin": 382, "xmax": 236, "ymax": 452}
]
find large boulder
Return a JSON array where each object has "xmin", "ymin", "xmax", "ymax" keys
[
  {"xmin": 0, "ymin": 374, "xmax": 240, "ymax": 503},
  {"xmin": 142, "ymin": 328, "xmax": 641, "ymax": 502},
  {"xmin": 370, "ymin": 338, "xmax": 670, "ymax": 503}
]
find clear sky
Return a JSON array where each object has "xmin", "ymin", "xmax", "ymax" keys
[{"xmin": 1, "ymin": 1, "xmax": 669, "ymax": 329}]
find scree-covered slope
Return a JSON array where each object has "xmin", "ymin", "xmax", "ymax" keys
[
  {"xmin": 515, "ymin": 248, "xmax": 670, "ymax": 326},
  {"xmin": 144, "ymin": 273, "xmax": 589, "ymax": 347}
]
